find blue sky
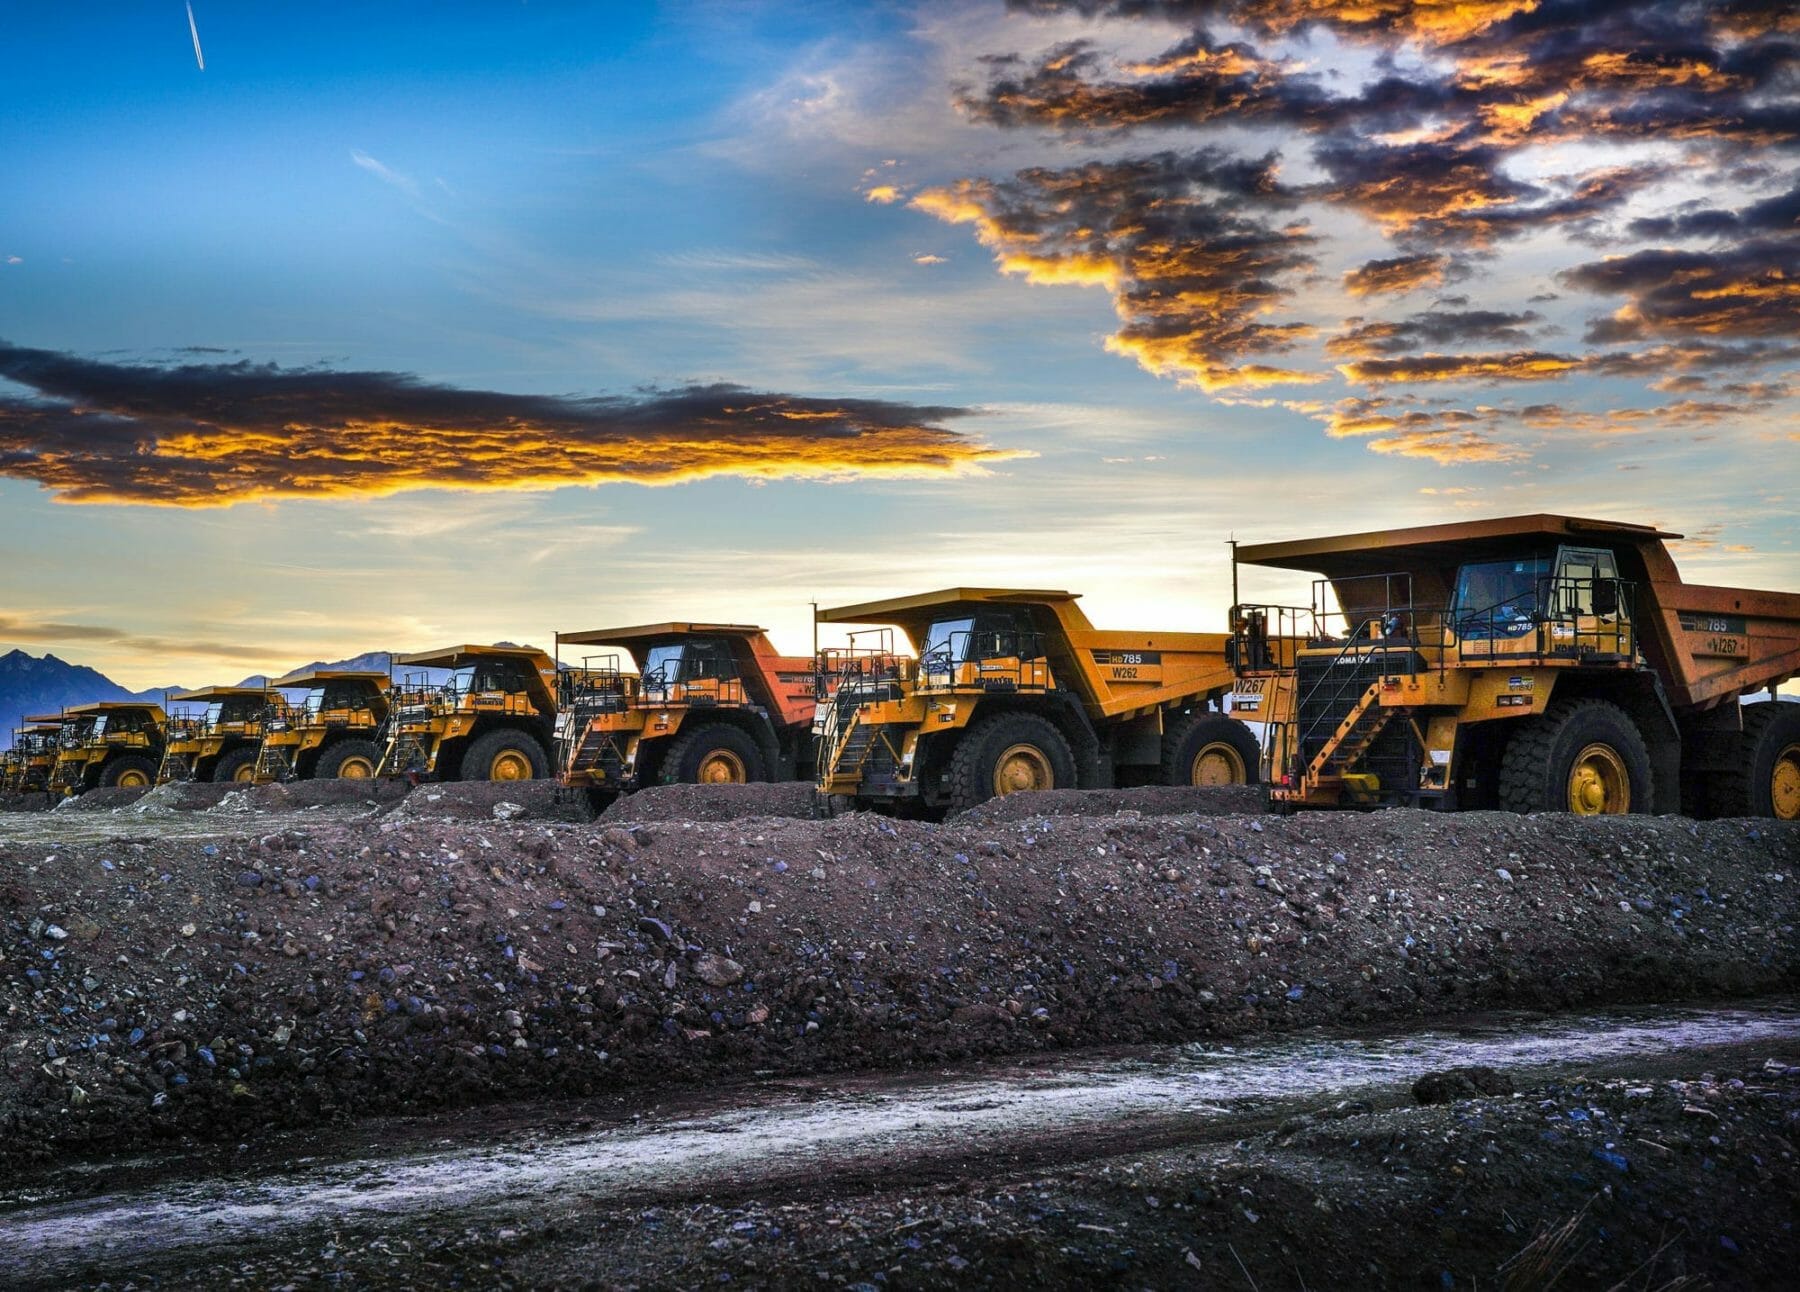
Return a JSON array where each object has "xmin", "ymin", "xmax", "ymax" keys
[{"xmin": 1, "ymin": 1, "xmax": 1795, "ymax": 687}]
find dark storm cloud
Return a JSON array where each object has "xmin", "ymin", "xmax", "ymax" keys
[{"xmin": 0, "ymin": 343, "xmax": 1011, "ymax": 506}]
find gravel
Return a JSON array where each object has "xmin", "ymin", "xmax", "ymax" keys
[
  {"xmin": 954, "ymin": 784, "xmax": 1266, "ymax": 823},
  {"xmin": 2, "ymin": 798, "xmax": 1795, "ymax": 1169},
  {"xmin": 598, "ymin": 781, "xmax": 819, "ymax": 823}
]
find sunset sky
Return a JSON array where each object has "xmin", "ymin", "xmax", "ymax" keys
[{"xmin": 2, "ymin": 1, "xmax": 1795, "ymax": 689}]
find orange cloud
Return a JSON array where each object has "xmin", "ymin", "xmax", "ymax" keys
[
  {"xmin": 0, "ymin": 345, "xmax": 1019, "ymax": 507},
  {"xmin": 914, "ymin": 154, "xmax": 1320, "ymax": 392},
  {"xmin": 1343, "ymin": 253, "xmax": 1450, "ymax": 297}
]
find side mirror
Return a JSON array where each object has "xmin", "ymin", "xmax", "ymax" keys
[{"xmin": 1592, "ymin": 580, "xmax": 1619, "ymax": 618}]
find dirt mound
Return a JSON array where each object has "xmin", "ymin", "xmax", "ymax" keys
[
  {"xmin": 52, "ymin": 787, "xmax": 152, "ymax": 811},
  {"xmin": 0, "ymin": 793, "xmax": 53, "ymax": 814},
  {"xmin": 954, "ymin": 784, "xmax": 1267, "ymax": 823},
  {"xmin": 382, "ymin": 779, "xmax": 590, "ymax": 823},
  {"xmin": 3, "ymin": 806, "xmax": 1796, "ymax": 1168},
  {"xmin": 599, "ymin": 782, "xmax": 818, "ymax": 823},
  {"xmin": 124, "ymin": 782, "xmax": 239, "ymax": 813}
]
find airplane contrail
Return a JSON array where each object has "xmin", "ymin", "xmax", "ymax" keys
[{"xmin": 186, "ymin": 2, "xmax": 205, "ymax": 71}]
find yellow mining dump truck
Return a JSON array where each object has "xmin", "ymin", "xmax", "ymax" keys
[
  {"xmin": 1230, "ymin": 513, "xmax": 1800, "ymax": 818},
  {"xmin": 814, "ymin": 588, "xmax": 1259, "ymax": 815},
  {"xmin": 0, "ymin": 719, "xmax": 57, "ymax": 792},
  {"xmin": 378, "ymin": 645, "xmax": 558, "ymax": 782},
  {"xmin": 157, "ymin": 686, "xmax": 284, "ymax": 784},
  {"xmin": 15, "ymin": 719, "xmax": 68, "ymax": 793},
  {"xmin": 48, "ymin": 701, "xmax": 169, "ymax": 795},
  {"xmin": 254, "ymin": 669, "xmax": 391, "ymax": 781},
  {"xmin": 555, "ymin": 622, "xmax": 821, "ymax": 801}
]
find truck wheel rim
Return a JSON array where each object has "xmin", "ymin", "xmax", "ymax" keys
[
  {"xmin": 1191, "ymin": 741, "xmax": 1245, "ymax": 786},
  {"xmin": 233, "ymin": 763, "xmax": 257, "ymax": 783},
  {"xmin": 698, "ymin": 750, "xmax": 747, "ymax": 784},
  {"xmin": 489, "ymin": 749, "xmax": 534, "ymax": 781},
  {"xmin": 994, "ymin": 743, "xmax": 1053, "ymax": 796},
  {"xmin": 338, "ymin": 755, "xmax": 375, "ymax": 779},
  {"xmin": 1567, "ymin": 743, "xmax": 1628, "ymax": 814},
  {"xmin": 1773, "ymin": 743, "xmax": 1800, "ymax": 821},
  {"xmin": 117, "ymin": 768, "xmax": 149, "ymax": 788}
]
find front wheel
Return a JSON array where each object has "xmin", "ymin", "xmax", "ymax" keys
[
  {"xmin": 212, "ymin": 748, "xmax": 260, "ymax": 784},
  {"xmin": 101, "ymin": 754, "xmax": 158, "ymax": 789},
  {"xmin": 946, "ymin": 712, "xmax": 1075, "ymax": 814},
  {"xmin": 316, "ymin": 738, "xmax": 382, "ymax": 781},
  {"xmin": 459, "ymin": 729, "xmax": 549, "ymax": 782},
  {"xmin": 1162, "ymin": 712, "xmax": 1260, "ymax": 787},
  {"xmin": 663, "ymin": 723, "xmax": 766, "ymax": 785},
  {"xmin": 1498, "ymin": 699, "xmax": 1652, "ymax": 815}
]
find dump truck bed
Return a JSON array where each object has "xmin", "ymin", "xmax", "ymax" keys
[
  {"xmin": 274, "ymin": 669, "xmax": 391, "ymax": 689},
  {"xmin": 560, "ymin": 622, "xmax": 816, "ymax": 727},
  {"xmin": 819, "ymin": 588, "xmax": 1235, "ymax": 721},
  {"xmin": 1235, "ymin": 513, "xmax": 1800, "ymax": 711}
]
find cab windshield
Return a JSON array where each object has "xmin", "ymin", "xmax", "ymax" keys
[
  {"xmin": 312, "ymin": 681, "xmax": 370, "ymax": 713},
  {"xmin": 448, "ymin": 660, "xmax": 525, "ymax": 695},
  {"xmin": 642, "ymin": 643, "xmax": 685, "ymax": 684},
  {"xmin": 921, "ymin": 618, "xmax": 974, "ymax": 667},
  {"xmin": 1451, "ymin": 557, "xmax": 1550, "ymax": 639}
]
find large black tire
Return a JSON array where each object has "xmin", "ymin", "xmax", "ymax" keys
[
  {"xmin": 458, "ymin": 728, "xmax": 549, "ymax": 783},
  {"xmin": 1714, "ymin": 702, "xmax": 1800, "ymax": 820},
  {"xmin": 946, "ymin": 711, "xmax": 1076, "ymax": 814},
  {"xmin": 211, "ymin": 747, "xmax": 260, "ymax": 784},
  {"xmin": 315, "ymin": 738, "xmax": 382, "ymax": 782},
  {"xmin": 1162, "ymin": 711, "xmax": 1260, "ymax": 787},
  {"xmin": 1497, "ymin": 698, "xmax": 1652, "ymax": 815},
  {"xmin": 100, "ymin": 754, "xmax": 159, "ymax": 789},
  {"xmin": 662, "ymin": 722, "xmax": 766, "ymax": 785}
]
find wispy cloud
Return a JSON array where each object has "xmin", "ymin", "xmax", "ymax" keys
[
  {"xmin": 350, "ymin": 148, "xmax": 420, "ymax": 198},
  {"xmin": 0, "ymin": 615, "xmax": 273, "ymax": 663}
]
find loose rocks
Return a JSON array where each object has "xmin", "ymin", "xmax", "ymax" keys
[{"xmin": 598, "ymin": 781, "xmax": 818, "ymax": 823}]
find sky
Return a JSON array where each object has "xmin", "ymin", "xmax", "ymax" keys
[{"xmin": 1, "ymin": 0, "xmax": 1795, "ymax": 689}]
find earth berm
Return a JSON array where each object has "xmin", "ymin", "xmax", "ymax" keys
[{"xmin": 2, "ymin": 787, "xmax": 1796, "ymax": 1170}]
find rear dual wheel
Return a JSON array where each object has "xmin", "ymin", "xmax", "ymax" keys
[
  {"xmin": 1714, "ymin": 702, "xmax": 1800, "ymax": 821},
  {"xmin": 1162, "ymin": 712, "xmax": 1260, "ymax": 787}
]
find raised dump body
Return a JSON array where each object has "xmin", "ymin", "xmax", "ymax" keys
[
  {"xmin": 556, "ymin": 622, "xmax": 819, "ymax": 800},
  {"xmin": 49, "ymin": 701, "xmax": 169, "ymax": 796},
  {"xmin": 379, "ymin": 645, "xmax": 558, "ymax": 782},
  {"xmin": 815, "ymin": 588, "xmax": 1257, "ymax": 815},
  {"xmin": 158, "ymin": 686, "xmax": 284, "ymax": 784},
  {"xmin": 254, "ymin": 669, "xmax": 391, "ymax": 782},
  {"xmin": 1231, "ymin": 514, "xmax": 1800, "ymax": 818}
]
